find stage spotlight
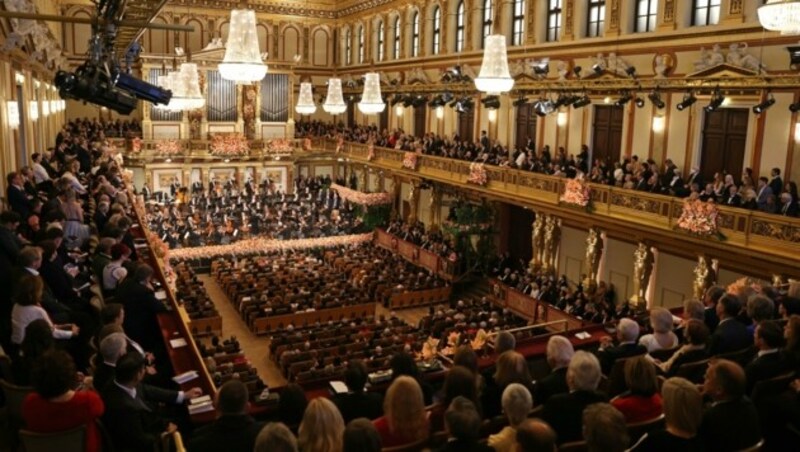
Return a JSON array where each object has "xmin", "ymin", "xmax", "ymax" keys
[
  {"xmin": 573, "ymin": 66, "xmax": 582, "ymax": 78},
  {"xmin": 553, "ymin": 93, "xmax": 570, "ymax": 108},
  {"xmin": 635, "ymin": 97, "xmax": 645, "ymax": 108},
  {"xmin": 572, "ymin": 95, "xmax": 591, "ymax": 109},
  {"xmin": 532, "ymin": 59, "xmax": 550, "ymax": 76},
  {"xmin": 512, "ymin": 95, "xmax": 528, "ymax": 107},
  {"xmin": 481, "ymin": 95, "xmax": 501, "ymax": 109},
  {"xmin": 676, "ymin": 92, "xmax": 697, "ymax": 111},
  {"xmin": 704, "ymin": 89, "xmax": 724, "ymax": 113},
  {"xmin": 790, "ymin": 101, "xmax": 800, "ymax": 113},
  {"xmin": 625, "ymin": 66, "xmax": 637, "ymax": 78},
  {"xmin": 614, "ymin": 92, "xmax": 632, "ymax": 107},
  {"xmin": 592, "ymin": 63, "xmax": 604, "ymax": 75},
  {"xmin": 753, "ymin": 94, "xmax": 775, "ymax": 115},
  {"xmin": 788, "ymin": 46, "xmax": 800, "ymax": 68},
  {"xmin": 648, "ymin": 91, "xmax": 665, "ymax": 109}
]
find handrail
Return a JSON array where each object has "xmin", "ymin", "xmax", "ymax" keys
[{"xmin": 487, "ymin": 319, "xmax": 571, "ymax": 337}]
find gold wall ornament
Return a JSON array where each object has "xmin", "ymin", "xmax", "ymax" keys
[
  {"xmin": 630, "ymin": 242, "xmax": 654, "ymax": 308},
  {"xmin": 692, "ymin": 255, "xmax": 717, "ymax": 300},
  {"xmin": 541, "ymin": 215, "xmax": 561, "ymax": 274},
  {"xmin": 584, "ymin": 227, "xmax": 604, "ymax": 289},
  {"xmin": 530, "ymin": 212, "xmax": 545, "ymax": 271}
]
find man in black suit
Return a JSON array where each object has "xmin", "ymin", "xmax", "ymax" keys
[
  {"xmin": 101, "ymin": 353, "xmax": 201, "ymax": 452},
  {"xmin": 708, "ymin": 294, "xmax": 753, "ymax": 356},
  {"xmin": 188, "ymin": 380, "xmax": 263, "ymax": 452},
  {"xmin": 534, "ymin": 335, "xmax": 573, "ymax": 405},
  {"xmin": 662, "ymin": 319, "xmax": 710, "ymax": 377},
  {"xmin": 700, "ymin": 359, "xmax": 761, "ymax": 451},
  {"xmin": 7, "ymin": 172, "xmax": 32, "ymax": 219},
  {"xmin": 745, "ymin": 320, "xmax": 791, "ymax": 395},
  {"xmin": 779, "ymin": 193, "xmax": 799, "ymax": 217},
  {"xmin": 704, "ymin": 286, "xmax": 725, "ymax": 333},
  {"xmin": 769, "ymin": 167, "xmax": 783, "ymax": 199},
  {"xmin": 595, "ymin": 318, "xmax": 646, "ymax": 375},
  {"xmin": 116, "ymin": 263, "xmax": 168, "ymax": 353},
  {"xmin": 332, "ymin": 359, "xmax": 384, "ymax": 423},
  {"xmin": 542, "ymin": 351, "xmax": 608, "ymax": 444}
]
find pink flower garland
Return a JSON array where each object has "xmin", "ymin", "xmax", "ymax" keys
[
  {"xmin": 467, "ymin": 162, "xmax": 488, "ymax": 186},
  {"xmin": 330, "ymin": 183, "xmax": 393, "ymax": 206},
  {"xmin": 210, "ymin": 133, "xmax": 250, "ymax": 157},
  {"xmin": 676, "ymin": 199, "xmax": 720, "ymax": 236},
  {"xmin": 560, "ymin": 178, "xmax": 591, "ymax": 207},
  {"xmin": 167, "ymin": 233, "xmax": 374, "ymax": 261},
  {"xmin": 402, "ymin": 152, "xmax": 418, "ymax": 170},
  {"xmin": 264, "ymin": 139, "xmax": 293, "ymax": 154},
  {"xmin": 155, "ymin": 139, "xmax": 182, "ymax": 156}
]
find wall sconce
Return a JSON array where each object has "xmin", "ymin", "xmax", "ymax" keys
[
  {"xmin": 652, "ymin": 115, "xmax": 665, "ymax": 133},
  {"xmin": 14, "ymin": 72, "xmax": 25, "ymax": 85},
  {"xmin": 7, "ymin": 101, "xmax": 20, "ymax": 128},
  {"xmin": 436, "ymin": 106, "xmax": 444, "ymax": 119},
  {"xmin": 557, "ymin": 111, "xmax": 567, "ymax": 127},
  {"xmin": 488, "ymin": 109, "xmax": 497, "ymax": 122},
  {"xmin": 28, "ymin": 101, "xmax": 38, "ymax": 121},
  {"xmin": 395, "ymin": 104, "xmax": 404, "ymax": 116},
  {"xmin": 42, "ymin": 99, "xmax": 50, "ymax": 117}
]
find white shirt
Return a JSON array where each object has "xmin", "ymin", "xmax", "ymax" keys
[
  {"xmin": 11, "ymin": 304, "xmax": 73, "ymax": 344},
  {"xmin": 32, "ymin": 163, "xmax": 50, "ymax": 184}
]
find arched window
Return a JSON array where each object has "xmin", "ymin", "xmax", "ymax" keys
[
  {"xmin": 357, "ymin": 26, "xmax": 364, "ymax": 63},
  {"xmin": 586, "ymin": 0, "xmax": 605, "ymax": 37},
  {"xmin": 546, "ymin": 0, "xmax": 562, "ymax": 42},
  {"xmin": 511, "ymin": 0, "xmax": 525, "ymax": 46},
  {"xmin": 432, "ymin": 6, "xmax": 441, "ymax": 55},
  {"xmin": 482, "ymin": 0, "xmax": 493, "ymax": 49},
  {"xmin": 635, "ymin": 0, "xmax": 658, "ymax": 32},
  {"xmin": 692, "ymin": 0, "xmax": 720, "ymax": 26},
  {"xmin": 345, "ymin": 29, "xmax": 352, "ymax": 65},
  {"xmin": 393, "ymin": 17, "xmax": 401, "ymax": 59},
  {"xmin": 377, "ymin": 21, "xmax": 385, "ymax": 61},
  {"xmin": 455, "ymin": 1, "xmax": 465, "ymax": 52},
  {"xmin": 411, "ymin": 12, "xmax": 420, "ymax": 57}
]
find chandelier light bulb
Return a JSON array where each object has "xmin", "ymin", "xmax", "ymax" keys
[
  {"xmin": 652, "ymin": 116, "xmax": 665, "ymax": 132},
  {"xmin": 395, "ymin": 104, "xmax": 404, "ymax": 116},
  {"xmin": 556, "ymin": 111, "xmax": 567, "ymax": 127},
  {"xmin": 358, "ymin": 73, "xmax": 386, "ymax": 115},
  {"xmin": 436, "ymin": 106, "xmax": 444, "ymax": 119},
  {"xmin": 488, "ymin": 109, "xmax": 497, "ymax": 122},
  {"xmin": 295, "ymin": 82, "xmax": 317, "ymax": 115},
  {"xmin": 171, "ymin": 63, "xmax": 206, "ymax": 111},
  {"xmin": 323, "ymin": 78, "xmax": 347, "ymax": 115},
  {"xmin": 759, "ymin": 0, "xmax": 800, "ymax": 35},
  {"xmin": 475, "ymin": 35, "xmax": 514, "ymax": 95},
  {"xmin": 219, "ymin": 9, "xmax": 268, "ymax": 82}
]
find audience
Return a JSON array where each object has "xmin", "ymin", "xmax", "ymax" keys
[
  {"xmin": 629, "ymin": 377, "xmax": 703, "ymax": 451},
  {"xmin": 745, "ymin": 320, "xmax": 791, "ymax": 395},
  {"xmin": 534, "ymin": 335, "xmax": 574, "ymax": 405},
  {"xmin": 482, "ymin": 351, "xmax": 533, "ymax": 418},
  {"xmin": 638, "ymin": 307, "xmax": 680, "ymax": 352},
  {"xmin": 488, "ymin": 383, "xmax": 533, "ymax": 452},
  {"xmin": 373, "ymin": 376, "xmax": 429, "ymax": 448},
  {"xmin": 708, "ymin": 294, "xmax": 753, "ymax": 355},
  {"xmin": 610, "ymin": 356, "xmax": 663, "ymax": 423},
  {"xmin": 188, "ymin": 379, "xmax": 264, "ymax": 452},
  {"xmin": 583, "ymin": 403, "xmax": 630, "ymax": 452},
  {"xmin": 332, "ymin": 360, "xmax": 384, "ymax": 423},
  {"xmin": 254, "ymin": 422, "xmax": 298, "ymax": 452},
  {"xmin": 297, "ymin": 398, "xmax": 345, "ymax": 452},
  {"xmin": 513, "ymin": 419, "xmax": 557, "ymax": 452},
  {"xmin": 439, "ymin": 396, "xmax": 493, "ymax": 452},
  {"xmin": 596, "ymin": 318, "xmax": 646, "ymax": 374},
  {"xmin": 656, "ymin": 319, "xmax": 710, "ymax": 377},
  {"xmin": 342, "ymin": 418, "xmax": 382, "ymax": 452},
  {"xmin": 699, "ymin": 359, "xmax": 761, "ymax": 451}
]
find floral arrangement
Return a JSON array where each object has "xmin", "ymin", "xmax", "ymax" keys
[
  {"xmin": 402, "ymin": 152, "xmax": 418, "ymax": 170},
  {"xmin": 168, "ymin": 233, "xmax": 373, "ymax": 261},
  {"xmin": 367, "ymin": 143, "xmax": 375, "ymax": 161},
  {"xmin": 130, "ymin": 137, "xmax": 142, "ymax": 154},
  {"xmin": 560, "ymin": 178, "xmax": 591, "ymax": 207},
  {"xmin": 727, "ymin": 277, "xmax": 764, "ymax": 298},
  {"xmin": 330, "ymin": 183, "xmax": 393, "ymax": 206},
  {"xmin": 264, "ymin": 139, "xmax": 293, "ymax": 154},
  {"xmin": 146, "ymin": 231, "xmax": 170, "ymax": 261},
  {"xmin": 210, "ymin": 133, "xmax": 249, "ymax": 157},
  {"xmin": 676, "ymin": 199, "xmax": 721, "ymax": 237},
  {"xmin": 155, "ymin": 139, "xmax": 182, "ymax": 156},
  {"xmin": 467, "ymin": 162, "xmax": 488, "ymax": 186}
]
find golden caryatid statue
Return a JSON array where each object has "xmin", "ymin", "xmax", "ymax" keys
[
  {"xmin": 541, "ymin": 215, "xmax": 562, "ymax": 274},
  {"xmin": 529, "ymin": 213, "xmax": 546, "ymax": 271},
  {"xmin": 692, "ymin": 256, "xmax": 717, "ymax": 300},
  {"xmin": 630, "ymin": 242, "xmax": 655, "ymax": 307},
  {"xmin": 584, "ymin": 227, "xmax": 604, "ymax": 289}
]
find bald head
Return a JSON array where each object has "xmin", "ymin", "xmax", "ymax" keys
[{"xmin": 515, "ymin": 419, "xmax": 556, "ymax": 452}]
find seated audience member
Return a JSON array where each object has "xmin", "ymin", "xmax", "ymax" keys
[
  {"xmin": 583, "ymin": 403, "xmax": 630, "ymax": 452},
  {"xmin": 21, "ymin": 350, "xmax": 104, "ymax": 452},
  {"xmin": 703, "ymin": 286, "xmax": 726, "ymax": 333},
  {"xmin": 373, "ymin": 375, "xmax": 430, "ymax": 448},
  {"xmin": 708, "ymin": 294, "xmax": 753, "ymax": 355},
  {"xmin": 11, "ymin": 274, "xmax": 78, "ymax": 345},
  {"xmin": 514, "ymin": 419, "xmax": 557, "ymax": 452},
  {"xmin": 297, "ymin": 397, "xmax": 345, "ymax": 452},
  {"xmin": 639, "ymin": 307, "xmax": 680, "ymax": 352},
  {"xmin": 332, "ymin": 359, "xmax": 384, "ymax": 423},
  {"xmin": 746, "ymin": 295, "xmax": 776, "ymax": 336},
  {"xmin": 97, "ymin": 303, "xmax": 147, "ymax": 359},
  {"xmin": 534, "ymin": 335, "xmax": 574, "ymax": 405},
  {"xmin": 482, "ymin": 351, "xmax": 533, "ymax": 418},
  {"xmin": 596, "ymin": 318, "xmax": 646, "ymax": 374},
  {"xmin": 746, "ymin": 320, "xmax": 791, "ymax": 395},
  {"xmin": 542, "ymin": 351, "xmax": 607, "ymax": 444},
  {"xmin": 343, "ymin": 418, "xmax": 382, "ymax": 452},
  {"xmin": 438, "ymin": 396, "xmax": 493, "ymax": 452},
  {"xmin": 611, "ymin": 356, "xmax": 663, "ymax": 423},
  {"xmin": 188, "ymin": 379, "xmax": 264, "ymax": 452},
  {"xmin": 11, "ymin": 319, "xmax": 54, "ymax": 385},
  {"xmin": 102, "ymin": 243, "xmax": 130, "ymax": 294},
  {"xmin": 254, "ymin": 422, "xmax": 298, "ymax": 452},
  {"xmin": 91, "ymin": 238, "xmax": 115, "ymax": 282},
  {"xmin": 390, "ymin": 352, "xmax": 434, "ymax": 405},
  {"xmin": 494, "ymin": 330, "xmax": 517, "ymax": 355},
  {"xmin": 93, "ymin": 332, "xmax": 128, "ymax": 391},
  {"xmin": 784, "ymin": 314, "xmax": 800, "ymax": 367},
  {"xmin": 277, "ymin": 383, "xmax": 308, "ymax": 430},
  {"xmin": 488, "ymin": 383, "xmax": 533, "ymax": 452},
  {"xmin": 658, "ymin": 319, "xmax": 710, "ymax": 377},
  {"xmin": 116, "ymin": 263, "xmax": 167, "ymax": 353},
  {"xmin": 101, "ymin": 352, "xmax": 200, "ymax": 451},
  {"xmin": 699, "ymin": 359, "xmax": 761, "ymax": 451},
  {"xmin": 431, "ymin": 365, "xmax": 480, "ymax": 431},
  {"xmin": 629, "ymin": 377, "xmax": 704, "ymax": 451}
]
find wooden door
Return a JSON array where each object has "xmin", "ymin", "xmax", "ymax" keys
[
  {"xmin": 414, "ymin": 106, "xmax": 427, "ymax": 137},
  {"xmin": 458, "ymin": 108, "xmax": 475, "ymax": 143},
  {"xmin": 515, "ymin": 104, "xmax": 537, "ymax": 149},
  {"xmin": 591, "ymin": 105, "xmax": 624, "ymax": 164},
  {"xmin": 700, "ymin": 108, "xmax": 748, "ymax": 183}
]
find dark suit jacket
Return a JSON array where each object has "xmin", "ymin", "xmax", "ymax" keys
[
  {"xmin": 332, "ymin": 391, "xmax": 384, "ymax": 423},
  {"xmin": 543, "ymin": 390, "xmax": 608, "ymax": 444},
  {"xmin": 769, "ymin": 177, "xmax": 783, "ymax": 200},
  {"xmin": 596, "ymin": 342, "xmax": 647, "ymax": 375},
  {"xmin": 665, "ymin": 348, "xmax": 708, "ymax": 378},
  {"xmin": 100, "ymin": 382, "xmax": 177, "ymax": 452},
  {"xmin": 708, "ymin": 319, "xmax": 753, "ymax": 356},
  {"xmin": 704, "ymin": 307, "xmax": 719, "ymax": 333},
  {"xmin": 188, "ymin": 414, "xmax": 264, "ymax": 452},
  {"xmin": 534, "ymin": 367, "xmax": 569, "ymax": 405},
  {"xmin": 7, "ymin": 185, "xmax": 31, "ymax": 219},
  {"xmin": 700, "ymin": 396, "xmax": 761, "ymax": 451},
  {"xmin": 745, "ymin": 351, "xmax": 792, "ymax": 395},
  {"xmin": 117, "ymin": 280, "xmax": 167, "ymax": 351},
  {"xmin": 93, "ymin": 361, "xmax": 115, "ymax": 392}
]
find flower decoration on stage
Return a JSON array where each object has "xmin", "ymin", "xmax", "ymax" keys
[
  {"xmin": 402, "ymin": 152, "xmax": 418, "ymax": 170},
  {"xmin": 168, "ymin": 233, "xmax": 374, "ymax": 261},
  {"xmin": 367, "ymin": 143, "xmax": 375, "ymax": 161},
  {"xmin": 155, "ymin": 139, "xmax": 182, "ymax": 156},
  {"xmin": 130, "ymin": 137, "xmax": 142, "ymax": 154},
  {"xmin": 560, "ymin": 177, "xmax": 591, "ymax": 207},
  {"xmin": 727, "ymin": 277, "xmax": 763, "ymax": 298},
  {"xmin": 467, "ymin": 162, "xmax": 488, "ymax": 186},
  {"xmin": 676, "ymin": 199, "xmax": 721, "ymax": 237},
  {"xmin": 146, "ymin": 231, "xmax": 170, "ymax": 261},
  {"xmin": 210, "ymin": 133, "xmax": 250, "ymax": 157},
  {"xmin": 264, "ymin": 139, "xmax": 293, "ymax": 154},
  {"xmin": 330, "ymin": 183, "xmax": 392, "ymax": 206}
]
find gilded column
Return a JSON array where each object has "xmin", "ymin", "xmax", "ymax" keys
[
  {"xmin": 440, "ymin": 0, "xmax": 449, "ymax": 53},
  {"xmin": 692, "ymin": 256, "xmax": 718, "ymax": 300},
  {"xmin": 630, "ymin": 242, "xmax": 655, "ymax": 308},
  {"xmin": 584, "ymin": 227, "xmax": 604, "ymax": 289},
  {"xmin": 465, "ymin": 0, "xmax": 474, "ymax": 51},
  {"xmin": 408, "ymin": 180, "xmax": 420, "ymax": 223},
  {"xmin": 529, "ymin": 212, "xmax": 545, "ymax": 271},
  {"xmin": 562, "ymin": 0, "xmax": 574, "ymax": 41},
  {"xmin": 525, "ymin": 0, "xmax": 536, "ymax": 45},
  {"xmin": 541, "ymin": 215, "xmax": 561, "ymax": 274}
]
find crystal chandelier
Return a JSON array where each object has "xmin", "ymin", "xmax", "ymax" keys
[
  {"xmin": 323, "ymin": 78, "xmax": 347, "ymax": 115},
  {"xmin": 475, "ymin": 35, "xmax": 514, "ymax": 95},
  {"xmin": 295, "ymin": 82, "xmax": 317, "ymax": 115},
  {"xmin": 219, "ymin": 9, "xmax": 267, "ymax": 82},
  {"xmin": 759, "ymin": 0, "xmax": 800, "ymax": 34},
  {"xmin": 170, "ymin": 63, "xmax": 205, "ymax": 111},
  {"xmin": 154, "ymin": 73, "xmax": 175, "ymax": 110},
  {"xmin": 358, "ymin": 73, "xmax": 386, "ymax": 115}
]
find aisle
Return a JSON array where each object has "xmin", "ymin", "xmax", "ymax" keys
[{"xmin": 197, "ymin": 274, "xmax": 287, "ymax": 388}]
